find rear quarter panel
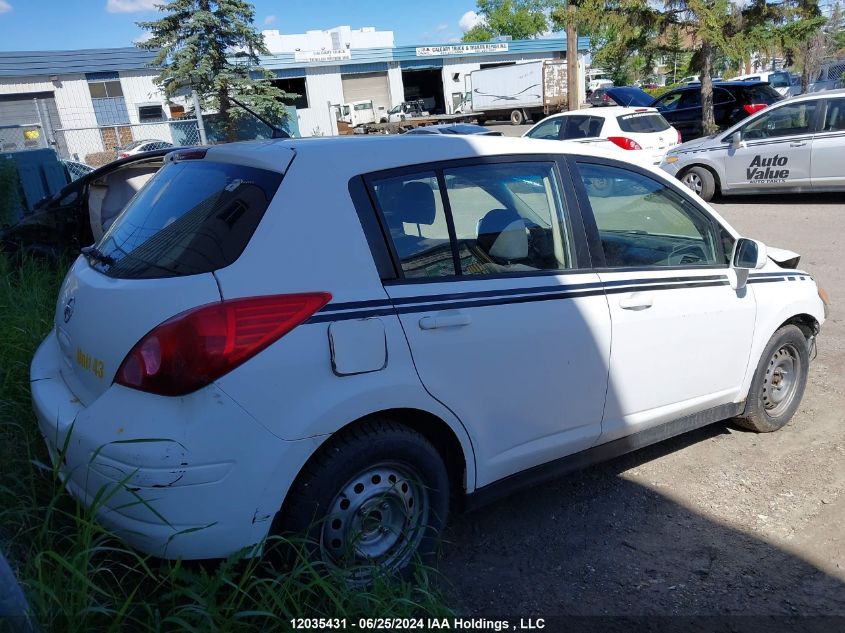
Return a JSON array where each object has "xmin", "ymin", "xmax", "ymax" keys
[{"xmin": 211, "ymin": 151, "xmax": 479, "ymax": 489}]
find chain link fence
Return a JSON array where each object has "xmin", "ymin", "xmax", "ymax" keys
[
  {"xmin": 54, "ymin": 118, "xmax": 202, "ymax": 167},
  {"xmin": 0, "ymin": 123, "xmax": 50, "ymax": 153}
]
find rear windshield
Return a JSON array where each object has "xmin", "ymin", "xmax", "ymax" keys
[
  {"xmin": 769, "ymin": 72, "xmax": 790, "ymax": 88},
  {"xmin": 617, "ymin": 112, "xmax": 671, "ymax": 133},
  {"xmin": 740, "ymin": 84, "xmax": 783, "ymax": 104},
  {"xmin": 93, "ymin": 159, "xmax": 283, "ymax": 279}
]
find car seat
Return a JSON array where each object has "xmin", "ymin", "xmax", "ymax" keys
[{"xmin": 476, "ymin": 208, "xmax": 529, "ymax": 264}]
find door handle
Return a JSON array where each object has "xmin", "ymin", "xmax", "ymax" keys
[
  {"xmin": 790, "ymin": 142, "xmax": 807, "ymax": 147},
  {"xmin": 618, "ymin": 293, "xmax": 653, "ymax": 311},
  {"xmin": 418, "ymin": 311, "xmax": 472, "ymax": 330}
]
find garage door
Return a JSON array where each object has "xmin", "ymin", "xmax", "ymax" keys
[
  {"xmin": 341, "ymin": 72, "xmax": 391, "ymax": 119},
  {"xmin": 0, "ymin": 92, "xmax": 66, "ymax": 156}
]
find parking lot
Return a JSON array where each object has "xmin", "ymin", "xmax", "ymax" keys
[{"xmin": 438, "ymin": 118, "xmax": 845, "ymax": 617}]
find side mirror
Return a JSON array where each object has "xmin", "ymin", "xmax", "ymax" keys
[
  {"xmin": 729, "ymin": 237, "xmax": 767, "ymax": 290},
  {"xmin": 730, "ymin": 131, "xmax": 743, "ymax": 149},
  {"xmin": 732, "ymin": 237, "xmax": 767, "ymax": 270}
]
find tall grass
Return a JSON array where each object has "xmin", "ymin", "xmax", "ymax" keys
[{"xmin": 0, "ymin": 255, "xmax": 452, "ymax": 632}]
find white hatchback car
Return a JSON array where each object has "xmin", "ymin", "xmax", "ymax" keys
[
  {"xmin": 32, "ymin": 136, "xmax": 827, "ymax": 579},
  {"xmin": 524, "ymin": 107, "xmax": 681, "ymax": 165}
]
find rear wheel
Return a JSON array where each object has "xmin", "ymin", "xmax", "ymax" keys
[
  {"xmin": 735, "ymin": 325, "xmax": 809, "ymax": 433},
  {"xmin": 510, "ymin": 109, "xmax": 525, "ymax": 125},
  {"xmin": 274, "ymin": 420, "xmax": 449, "ymax": 583},
  {"xmin": 680, "ymin": 166, "xmax": 716, "ymax": 201}
]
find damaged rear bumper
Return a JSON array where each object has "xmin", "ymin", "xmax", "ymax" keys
[{"xmin": 30, "ymin": 330, "xmax": 318, "ymax": 560}]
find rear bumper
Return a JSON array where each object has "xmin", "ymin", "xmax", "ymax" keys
[{"xmin": 30, "ymin": 331, "xmax": 320, "ymax": 559}]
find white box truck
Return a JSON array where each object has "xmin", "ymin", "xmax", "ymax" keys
[{"xmin": 466, "ymin": 60, "xmax": 568, "ymax": 125}]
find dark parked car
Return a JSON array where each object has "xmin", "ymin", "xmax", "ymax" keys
[
  {"xmin": 1, "ymin": 148, "xmax": 178, "ymax": 259},
  {"xmin": 403, "ymin": 123, "xmax": 503, "ymax": 136},
  {"xmin": 589, "ymin": 86, "xmax": 654, "ymax": 108},
  {"xmin": 651, "ymin": 81, "xmax": 783, "ymax": 141}
]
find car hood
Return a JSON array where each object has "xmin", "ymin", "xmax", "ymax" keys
[{"xmin": 667, "ymin": 134, "xmax": 723, "ymax": 154}]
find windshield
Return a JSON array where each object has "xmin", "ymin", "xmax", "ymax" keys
[
  {"xmin": 93, "ymin": 159, "xmax": 283, "ymax": 279},
  {"xmin": 769, "ymin": 72, "xmax": 790, "ymax": 88}
]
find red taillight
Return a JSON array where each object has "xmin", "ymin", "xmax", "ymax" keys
[
  {"xmin": 118, "ymin": 152, "xmax": 130, "ymax": 158},
  {"xmin": 115, "ymin": 293, "xmax": 331, "ymax": 396},
  {"xmin": 607, "ymin": 136, "xmax": 643, "ymax": 150},
  {"xmin": 602, "ymin": 93, "xmax": 611, "ymax": 102},
  {"xmin": 743, "ymin": 103, "xmax": 768, "ymax": 115}
]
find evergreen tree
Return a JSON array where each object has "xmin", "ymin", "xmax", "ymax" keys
[{"xmin": 137, "ymin": 0, "xmax": 293, "ymax": 140}]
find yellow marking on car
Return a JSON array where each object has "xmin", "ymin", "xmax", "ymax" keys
[{"xmin": 76, "ymin": 347, "xmax": 105, "ymax": 379}]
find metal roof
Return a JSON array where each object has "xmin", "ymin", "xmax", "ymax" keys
[
  {"xmin": 0, "ymin": 36, "xmax": 590, "ymax": 79},
  {"xmin": 0, "ymin": 47, "xmax": 159, "ymax": 78}
]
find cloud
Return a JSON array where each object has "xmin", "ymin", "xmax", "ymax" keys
[
  {"xmin": 458, "ymin": 10, "xmax": 483, "ymax": 32},
  {"xmin": 134, "ymin": 31, "xmax": 153, "ymax": 44},
  {"xmin": 264, "ymin": 15, "xmax": 277, "ymax": 25},
  {"xmin": 106, "ymin": 0, "xmax": 158, "ymax": 13},
  {"xmin": 0, "ymin": 1, "xmax": 12, "ymax": 14},
  {"xmin": 436, "ymin": 23, "xmax": 448, "ymax": 32}
]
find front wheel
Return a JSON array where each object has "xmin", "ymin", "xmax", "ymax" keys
[
  {"xmin": 735, "ymin": 325, "xmax": 810, "ymax": 433},
  {"xmin": 680, "ymin": 166, "xmax": 716, "ymax": 201},
  {"xmin": 274, "ymin": 420, "xmax": 449, "ymax": 583}
]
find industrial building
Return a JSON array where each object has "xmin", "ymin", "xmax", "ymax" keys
[{"xmin": 0, "ymin": 25, "xmax": 588, "ymax": 161}]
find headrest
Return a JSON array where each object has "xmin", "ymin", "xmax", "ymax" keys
[
  {"xmin": 397, "ymin": 181, "xmax": 436, "ymax": 225},
  {"xmin": 477, "ymin": 209, "xmax": 529, "ymax": 262}
]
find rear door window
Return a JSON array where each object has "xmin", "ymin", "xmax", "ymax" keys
[
  {"xmin": 95, "ymin": 159, "xmax": 283, "ymax": 279},
  {"xmin": 616, "ymin": 112, "xmax": 671, "ymax": 133},
  {"xmin": 369, "ymin": 161, "xmax": 575, "ymax": 279}
]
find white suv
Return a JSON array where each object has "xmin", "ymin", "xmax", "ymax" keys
[{"xmin": 31, "ymin": 136, "xmax": 827, "ymax": 579}]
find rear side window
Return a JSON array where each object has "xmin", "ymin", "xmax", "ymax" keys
[
  {"xmin": 616, "ymin": 112, "xmax": 670, "ymax": 133},
  {"xmin": 95, "ymin": 160, "xmax": 283, "ymax": 279},
  {"xmin": 562, "ymin": 116, "xmax": 604, "ymax": 139}
]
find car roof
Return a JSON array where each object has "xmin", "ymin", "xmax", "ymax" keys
[
  {"xmin": 207, "ymin": 135, "xmax": 632, "ymax": 179},
  {"xmin": 777, "ymin": 87, "xmax": 845, "ymax": 103},
  {"xmin": 543, "ymin": 106, "xmax": 658, "ymax": 120}
]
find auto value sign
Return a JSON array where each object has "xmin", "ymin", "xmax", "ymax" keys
[
  {"xmin": 294, "ymin": 49, "xmax": 352, "ymax": 63},
  {"xmin": 415, "ymin": 43, "xmax": 509, "ymax": 57},
  {"xmin": 747, "ymin": 154, "xmax": 790, "ymax": 183}
]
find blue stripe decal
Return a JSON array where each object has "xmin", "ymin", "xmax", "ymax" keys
[{"xmin": 307, "ymin": 272, "xmax": 804, "ymax": 324}]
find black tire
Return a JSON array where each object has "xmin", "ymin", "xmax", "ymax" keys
[
  {"xmin": 273, "ymin": 419, "xmax": 449, "ymax": 582},
  {"xmin": 735, "ymin": 325, "xmax": 809, "ymax": 433},
  {"xmin": 510, "ymin": 109, "xmax": 524, "ymax": 125},
  {"xmin": 680, "ymin": 166, "xmax": 717, "ymax": 201}
]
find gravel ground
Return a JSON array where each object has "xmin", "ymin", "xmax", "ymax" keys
[{"xmin": 438, "ymin": 146, "xmax": 845, "ymax": 617}]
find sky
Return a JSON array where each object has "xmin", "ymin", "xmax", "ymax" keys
[{"xmin": 0, "ymin": 0, "xmax": 487, "ymax": 51}]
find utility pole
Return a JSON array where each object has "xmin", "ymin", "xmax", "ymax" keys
[{"xmin": 566, "ymin": 1, "xmax": 578, "ymax": 111}]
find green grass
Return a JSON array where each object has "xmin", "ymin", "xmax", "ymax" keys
[{"xmin": 0, "ymin": 254, "xmax": 452, "ymax": 632}]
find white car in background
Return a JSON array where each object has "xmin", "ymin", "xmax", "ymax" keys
[
  {"xmin": 732, "ymin": 70, "xmax": 797, "ymax": 97},
  {"xmin": 115, "ymin": 139, "xmax": 173, "ymax": 159},
  {"xmin": 523, "ymin": 107, "xmax": 681, "ymax": 165},
  {"xmin": 661, "ymin": 90, "xmax": 845, "ymax": 201},
  {"xmin": 32, "ymin": 136, "xmax": 826, "ymax": 582}
]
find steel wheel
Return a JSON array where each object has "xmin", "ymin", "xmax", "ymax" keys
[
  {"xmin": 761, "ymin": 343, "xmax": 802, "ymax": 418},
  {"xmin": 682, "ymin": 171, "xmax": 704, "ymax": 195},
  {"xmin": 321, "ymin": 461, "xmax": 429, "ymax": 581}
]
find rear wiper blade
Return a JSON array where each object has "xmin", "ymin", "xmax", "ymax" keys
[{"xmin": 81, "ymin": 245, "xmax": 115, "ymax": 266}]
